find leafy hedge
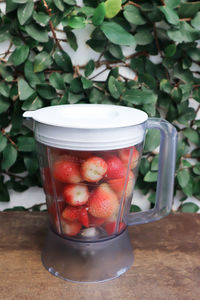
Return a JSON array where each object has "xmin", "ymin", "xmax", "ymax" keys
[{"xmin": 0, "ymin": 0, "xmax": 200, "ymax": 212}]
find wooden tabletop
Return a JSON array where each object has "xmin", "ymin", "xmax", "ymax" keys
[{"xmin": 0, "ymin": 212, "xmax": 199, "ymax": 300}]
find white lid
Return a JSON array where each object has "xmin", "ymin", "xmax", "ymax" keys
[{"xmin": 23, "ymin": 104, "xmax": 148, "ymax": 150}]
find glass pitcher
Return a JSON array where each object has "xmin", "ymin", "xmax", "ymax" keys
[{"xmin": 23, "ymin": 104, "xmax": 177, "ymax": 282}]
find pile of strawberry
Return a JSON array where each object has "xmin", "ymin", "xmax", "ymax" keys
[{"xmin": 44, "ymin": 147, "xmax": 139, "ymax": 237}]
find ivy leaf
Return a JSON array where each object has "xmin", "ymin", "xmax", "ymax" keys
[
  {"xmin": 6, "ymin": 0, "xmax": 18, "ymax": 13},
  {"xmin": 108, "ymin": 44, "xmax": 123, "ymax": 59},
  {"xmin": 105, "ymin": 0, "xmax": 121, "ymax": 19},
  {"xmin": 85, "ymin": 60, "xmax": 95, "ymax": 77},
  {"xmin": 24, "ymin": 60, "xmax": 45, "ymax": 88},
  {"xmin": 68, "ymin": 92, "xmax": 84, "ymax": 104},
  {"xmin": 108, "ymin": 76, "xmax": 121, "ymax": 99},
  {"xmin": 36, "ymin": 84, "xmax": 57, "ymax": 100},
  {"xmin": 144, "ymin": 171, "xmax": 158, "ymax": 182},
  {"xmin": 49, "ymin": 73, "xmax": 65, "ymax": 90},
  {"xmin": 187, "ymin": 48, "xmax": 200, "ymax": 61},
  {"xmin": 159, "ymin": 6, "xmax": 179, "ymax": 25},
  {"xmin": 81, "ymin": 77, "xmax": 93, "ymax": 89},
  {"xmin": 144, "ymin": 129, "xmax": 160, "ymax": 152},
  {"xmin": 25, "ymin": 24, "xmax": 49, "ymax": 43},
  {"xmin": 165, "ymin": 0, "xmax": 180, "ymax": 9},
  {"xmin": 101, "ymin": 21, "xmax": 136, "ymax": 46},
  {"xmin": 54, "ymin": 50, "xmax": 73, "ymax": 72},
  {"xmin": 67, "ymin": 16, "xmax": 86, "ymax": 29},
  {"xmin": 151, "ymin": 156, "xmax": 159, "ymax": 171},
  {"xmin": 135, "ymin": 30, "xmax": 153, "ymax": 46},
  {"xmin": 89, "ymin": 88, "xmax": 104, "ymax": 104},
  {"xmin": 22, "ymin": 94, "xmax": 43, "ymax": 111},
  {"xmin": 33, "ymin": 11, "xmax": 50, "ymax": 27},
  {"xmin": 191, "ymin": 12, "xmax": 200, "ymax": 30},
  {"xmin": 178, "ymin": 2, "xmax": 200, "ymax": 18},
  {"xmin": 17, "ymin": 137, "xmax": 35, "ymax": 152},
  {"xmin": 33, "ymin": 51, "xmax": 53, "ymax": 72},
  {"xmin": 17, "ymin": 0, "xmax": 34, "ymax": 25},
  {"xmin": 66, "ymin": 31, "xmax": 78, "ymax": 51},
  {"xmin": 123, "ymin": 5, "xmax": 146, "ymax": 25},
  {"xmin": 183, "ymin": 128, "xmax": 200, "ymax": 145},
  {"xmin": 24, "ymin": 155, "xmax": 39, "ymax": 175},
  {"xmin": 0, "ymin": 82, "xmax": 10, "ymax": 98},
  {"xmin": 0, "ymin": 132, "xmax": 7, "ymax": 152},
  {"xmin": 164, "ymin": 44, "xmax": 176, "ymax": 57},
  {"xmin": 193, "ymin": 88, "xmax": 200, "ymax": 103},
  {"xmin": 18, "ymin": 78, "xmax": 35, "ymax": 100},
  {"xmin": 53, "ymin": 0, "xmax": 64, "ymax": 11},
  {"xmin": 181, "ymin": 202, "xmax": 199, "ymax": 213},
  {"xmin": 12, "ymin": 0, "xmax": 28, "ymax": 3},
  {"xmin": 9, "ymin": 45, "xmax": 29, "ymax": 66},
  {"xmin": 168, "ymin": 22, "xmax": 200, "ymax": 43},
  {"xmin": 0, "ymin": 96, "xmax": 10, "ymax": 114},
  {"xmin": 2, "ymin": 144, "xmax": 17, "ymax": 170},
  {"xmin": 177, "ymin": 169, "xmax": 190, "ymax": 188},
  {"xmin": 92, "ymin": 3, "xmax": 105, "ymax": 26},
  {"xmin": 63, "ymin": 0, "xmax": 76, "ymax": 4},
  {"xmin": 122, "ymin": 89, "xmax": 157, "ymax": 105}
]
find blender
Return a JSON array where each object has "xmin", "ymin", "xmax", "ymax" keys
[{"xmin": 23, "ymin": 104, "xmax": 177, "ymax": 282}]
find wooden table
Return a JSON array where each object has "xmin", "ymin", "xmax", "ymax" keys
[{"xmin": 0, "ymin": 212, "xmax": 199, "ymax": 300}]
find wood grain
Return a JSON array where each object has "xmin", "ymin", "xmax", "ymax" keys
[{"xmin": 0, "ymin": 212, "xmax": 199, "ymax": 300}]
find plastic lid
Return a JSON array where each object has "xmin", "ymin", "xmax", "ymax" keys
[{"xmin": 23, "ymin": 104, "xmax": 148, "ymax": 150}]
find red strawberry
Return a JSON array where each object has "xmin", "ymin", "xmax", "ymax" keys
[
  {"xmin": 78, "ymin": 207, "xmax": 89, "ymax": 227},
  {"xmin": 118, "ymin": 147, "xmax": 140, "ymax": 169},
  {"xmin": 63, "ymin": 184, "xmax": 89, "ymax": 206},
  {"xmin": 81, "ymin": 156, "xmax": 107, "ymax": 182},
  {"xmin": 105, "ymin": 155, "xmax": 126, "ymax": 179},
  {"xmin": 61, "ymin": 220, "xmax": 82, "ymax": 236},
  {"xmin": 89, "ymin": 214, "xmax": 106, "ymax": 227},
  {"xmin": 105, "ymin": 221, "xmax": 126, "ymax": 235},
  {"xmin": 62, "ymin": 206, "xmax": 80, "ymax": 222},
  {"xmin": 108, "ymin": 171, "xmax": 134, "ymax": 198},
  {"xmin": 88, "ymin": 183, "xmax": 118, "ymax": 218},
  {"xmin": 42, "ymin": 167, "xmax": 64, "ymax": 196},
  {"xmin": 53, "ymin": 159, "xmax": 82, "ymax": 183},
  {"xmin": 48, "ymin": 200, "xmax": 66, "ymax": 219}
]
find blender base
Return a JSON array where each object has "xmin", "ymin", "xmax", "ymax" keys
[{"xmin": 41, "ymin": 228, "xmax": 134, "ymax": 283}]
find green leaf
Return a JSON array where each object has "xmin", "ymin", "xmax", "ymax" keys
[
  {"xmin": 122, "ymin": 89, "xmax": 157, "ymax": 105},
  {"xmin": 193, "ymin": 163, "xmax": 200, "ymax": 175},
  {"xmin": 92, "ymin": 3, "xmax": 105, "ymax": 26},
  {"xmin": 67, "ymin": 16, "xmax": 86, "ymax": 29},
  {"xmin": 101, "ymin": 21, "xmax": 136, "ymax": 46},
  {"xmin": 105, "ymin": 0, "xmax": 121, "ymax": 19},
  {"xmin": 191, "ymin": 12, "xmax": 200, "ymax": 30},
  {"xmin": 24, "ymin": 155, "xmax": 39, "ymax": 175},
  {"xmin": 13, "ymin": 0, "xmax": 28, "ymax": 3},
  {"xmin": 36, "ymin": 84, "xmax": 57, "ymax": 100},
  {"xmin": 135, "ymin": 30, "xmax": 153, "ymax": 46},
  {"xmin": 66, "ymin": 31, "xmax": 78, "ymax": 51},
  {"xmin": 24, "ymin": 60, "xmax": 45, "ymax": 88},
  {"xmin": 148, "ymin": 192, "xmax": 156, "ymax": 204},
  {"xmin": 144, "ymin": 129, "xmax": 160, "ymax": 152},
  {"xmin": 0, "ymin": 82, "xmax": 10, "ymax": 98},
  {"xmin": 0, "ymin": 176, "xmax": 10, "ymax": 202},
  {"xmin": 0, "ymin": 96, "xmax": 10, "ymax": 114},
  {"xmin": 22, "ymin": 94, "xmax": 43, "ymax": 111},
  {"xmin": 170, "ymin": 87, "xmax": 182, "ymax": 102},
  {"xmin": 49, "ymin": 73, "xmax": 65, "ymax": 90},
  {"xmin": 144, "ymin": 171, "xmax": 158, "ymax": 182},
  {"xmin": 33, "ymin": 11, "xmax": 50, "ymax": 27},
  {"xmin": 54, "ymin": 50, "xmax": 73, "ymax": 72},
  {"xmin": 34, "ymin": 51, "xmax": 53, "ymax": 72},
  {"xmin": 187, "ymin": 48, "xmax": 200, "ymax": 61},
  {"xmin": 168, "ymin": 22, "xmax": 200, "ymax": 43},
  {"xmin": 178, "ymin": 2, "xmax": 200, "ymax": 18},
  {"xmin": 6, "ymin": 0, "xmax": 18, "ymax": 13},
  {"xmin": 18, "ymin": 78, "xmax": 35, "ymax": 100},
  {"xmin": 177, "ymin": 169, "xmax": 190, "ymax": 188},
  {"xmin": 123, "ymin": 5, "xmax": 146, "ymax": 25},
  {"xmin": 139, "ymin": 158, "xmax": 150, "ymax": 176},
  {"xmin": 17, "ymin": 136, "xmax": 35, "ymax": 152},
  {"xmin": 25, "ymin": 24, "xmax": 49, "ymax": 43},
  {"xmin": 53, "ymin": 0, "xmax": 64, "ymax": 11},
  {"xmin": 63, "ymin": 0, "xmax": 76, "ymax": 4},
  {"xmin": 178, "ymin": 107, "xmax": 196, "ymax": 125},
  {"xmin": 181, "ymin": 202, "xmax": 199, "ymax": 213},
  {"xmin": 108, "ymin": 44, "xmax": 123, "ymax": 59},
  {"xmin": 130, "ymin": 204, "xmax": 141, "ymax": 212},
  {"xmin": 85, "ymin": 60, "xmax": 95, "ymax": 77},
  {"xmin": 89, "ymin": 88, "xmax": 104, "ymax": 104},
  {"xmin": 68, "ymin": 92, "xmax": 84, "ymax": 104},
  {"xmin": 17, "ymin": 0, "xmax": 34, "ymax": 25},
  {"xmin": 9, "ymin": 45, "xmax": 29, "ymax": 66},
  {"xmin": 151, "ymin": 156, "xmax": 159, "ymax": 171},
  {"xmin": 165, "ymin": 0, "xmax": 180, "ymax": 9},
  {"xmin": 2, "ymin": 144, "xmax": 17, "ymax": 170},
  {"xmin": 159, "ymin": 6, "xmax": 179, "ymax": 25},
  {"xmin": 164, "ymin": 44, "xmax": 176, "ymax": 57},
  {"xmin": 0, "ymin": 132, "xmax": 7, "ymax": 152},
  {"xmin": 81, "ymin": 77, "xmax": 93, "ymax": 89},
  {"xmin": 183, "ymin": 128, "xmax": 200, "ymax": 145},
  {"xmin": 193, "ymin": 88, "xmax": 200, "ymax": 103},
  {"xmin": 108, "ymin": 76, "xmax": 121, "ymax": 99}
]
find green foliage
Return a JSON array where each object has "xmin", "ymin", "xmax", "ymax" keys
[{"xmin": 0, "ymin": 0, "xmax": 200, "ymax": 212}]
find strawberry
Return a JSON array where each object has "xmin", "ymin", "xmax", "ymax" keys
[
  {"xmin": 63, "ymin": 184, "xmax": 89, "ymax": 206},
  {"xmin": 89, "ymin": 214, "xmax": 106, "ymax": 227},
  {"xmin": 42, "ymin": 167, "xmax": 64, "ymax": 196},
  {"xmin": 61, "ymin": 220, "xmax": 82, "ymax": 236},
  {"xmin": 78, "ymin": 207, "xmax": 89, "ymax": 227},
  {"xmin": 118, "ymin": 147, "xmax": 140, "ymax": 169},
  {"xmin": 53, "ymin": 159, "xmax": 82, "ymax": 183},
  {"xmin": 62, "ymin": 206, "xmax": 80, "ymax": 222},
  {"xmin": 108, "ymin": 171, "xmax": 134, "ymax": 198},
  {"xmin": 81, "ymin": 156, "xmax": 107, "ymax": 182},
  {"xmin": 105, "ymin": 221, "xmax": 126, "ymax": 235},
  {"xmin": 48, "ymin": 200, "xmax": 66, "ymax": 219},
  {"xmin": 105, "ymin": 155, "xmax": 126, "ymax": 179},
  {"xmin": 88, "ymin": 183, "xmax": 118, "ymax": 218}
]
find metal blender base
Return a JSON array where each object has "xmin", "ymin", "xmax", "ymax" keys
[{"xmin": 41, "ymin": 228, "xmax": 134, "ymax": 283}]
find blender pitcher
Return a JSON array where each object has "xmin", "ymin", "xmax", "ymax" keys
[{"xmin": 23, "ymin": 104, "xmax": 177, "ymax": 282}]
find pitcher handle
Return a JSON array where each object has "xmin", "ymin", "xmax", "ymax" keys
[{"xmin": 127, "ymin": 118, "xmax": 177, "ymax": 226}]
